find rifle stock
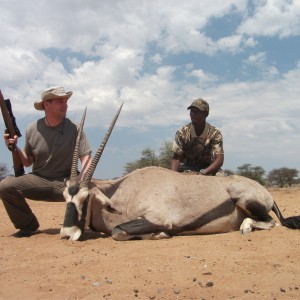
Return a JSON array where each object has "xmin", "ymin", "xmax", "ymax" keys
[{"xmin": 0, "ymin": 90, "xmax": 25, "ymax": 177}]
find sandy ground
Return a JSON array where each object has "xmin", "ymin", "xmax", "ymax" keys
[{"xmin": 0, "ymin": 186, "xmax": 299, "ymax": 300}]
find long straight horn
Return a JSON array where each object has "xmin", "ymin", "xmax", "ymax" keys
[
  {"xmin": 80, "ymin": 102, "xmax": 124, "ymax": 188},
  {"xmin": 69, "ymin": 107, "xmax": 87, "ymax": 186}
]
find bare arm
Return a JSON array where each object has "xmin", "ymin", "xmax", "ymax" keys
[
  {"xmin": 202, "ymin": 130, "xmax": 224, "ymax": 175},
  {"xmin": 201, "ymin": 153, "xmax": 224, "ymax": 175},
  {"xmin": 171, "ymin": 153, "xmax": 181, "ymax": 172},
  {"xmin": 78, "ymin": 154, "xmax": 92, "ymax": 181},
  {"xmin": 4, "ymin": 133, "xmax": 34, "ymax": 167}
]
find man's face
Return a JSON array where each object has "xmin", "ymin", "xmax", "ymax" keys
[
  {"xmin": 189, "ymin": 107, "xmax": 207, "ymax": 125},
  {"xmin": 45, "ymin": 97, "xmax": 68, "ymax": 117}
]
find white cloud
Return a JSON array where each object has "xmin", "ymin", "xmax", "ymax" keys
[
  {"xmin": 237, "ymin": 0, "xmax": 300, "ymax": 38},
  {"xmin": 216, "ymin": 35, "xmax": 243, "ymax": 53},
  {"xmin": 188, "ymin": 69, "xmax": 218, "ymax": 83},
  {"xmin": 246, "ymin": 52, "xmax": 267, "ymax": 64},
  {"xmin": 0, "ymin": 47, "xmax": 49, "ymax": 84},
  {"xmin": 243, "ymin": 52, "xmax": 279, "ymax": 78},
  {"xmin": 150, "ymin": 53, "xmax": 163, "ymax": 64}
]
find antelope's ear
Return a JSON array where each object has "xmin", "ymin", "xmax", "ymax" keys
[
  {"xmin": 91, "ymin": 187, "xmax": 121, "ymax": 214},
  {"xmin": 105, "ymin": 204, "xmax": 121, "ymax": 215},
  {"xmin": 90, "ymin": 187, "xmax": 116, "ymax": 211}
]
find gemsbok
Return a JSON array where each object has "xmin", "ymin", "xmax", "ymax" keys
[{"xmin": 60, "ymin": 104, "xmax": 300, "ymax": 241}]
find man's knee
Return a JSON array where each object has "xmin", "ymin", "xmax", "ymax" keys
[{"xmin": 0, "ymin": 176, "xmax": 15, "ymax": 196}]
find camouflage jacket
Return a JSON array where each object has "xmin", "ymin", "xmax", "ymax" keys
[{"xmin": 172, "ymin": 122, "xmax": 224, "ymax": 170}]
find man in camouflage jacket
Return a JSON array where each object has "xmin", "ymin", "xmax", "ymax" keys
[{"xmin": 171, "ymin": 98, "xmax": 224, "ymax": 176}]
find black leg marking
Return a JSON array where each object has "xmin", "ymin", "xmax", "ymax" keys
[
  {"xmin": 115, "ymin": 219, "xmax": 165, "ymax": 235},
  {"xmin": 245, "ymin": 201, "xmax": 273, "ymax": 222}
]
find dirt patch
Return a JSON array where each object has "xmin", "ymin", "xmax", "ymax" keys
[{"xmin": 0, "ymin": 187, "xmax": 299, "ymax": 299}]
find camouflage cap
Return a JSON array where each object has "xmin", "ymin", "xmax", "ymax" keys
[{"xmin": 187, "ymin": 98, "xmax": 209, "ymax": 113}]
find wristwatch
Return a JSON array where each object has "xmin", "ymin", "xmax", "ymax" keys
[{"xmin": 199, "ymin": 169, "xmax": 206, "ymax": 175}]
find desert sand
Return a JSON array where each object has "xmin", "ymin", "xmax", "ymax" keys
[{"xmin": 0, "ymin": 186, "xmax": 299, "ymax": 300}]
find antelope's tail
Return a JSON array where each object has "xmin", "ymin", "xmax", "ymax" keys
[{"xmin": 272, "ymin": 201, "xmax": 300, "ymax": 229}]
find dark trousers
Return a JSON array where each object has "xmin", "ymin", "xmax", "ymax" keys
[{"xmin": 0, "ymin": 174, "xmax": 66, "ymax": 230}]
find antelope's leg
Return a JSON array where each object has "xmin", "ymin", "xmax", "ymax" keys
[
  {"xmin": 240, "ymin": 217, "xmax": 278, "ymax": 235},
  {"xmin": 111, "ymin": 219, "xmax": 171, "ymax": 241}
]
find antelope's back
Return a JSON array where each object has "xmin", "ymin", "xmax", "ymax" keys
[{"xmin": 98, "ymin": 167, "xmax": 232, "ymax": 219}]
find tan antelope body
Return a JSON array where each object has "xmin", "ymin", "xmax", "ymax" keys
[
  {"xmin": 60, "ymin": 105, "xmax": 300, "ymax": 241},
  {"xmin": 89, "ymin": 167, "xmax": 275, "ymax": 237}
]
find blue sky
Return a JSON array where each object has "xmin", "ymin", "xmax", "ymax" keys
[{"xmin": 0, "ymin": 0, "xmax": 299, "ymax": 179}]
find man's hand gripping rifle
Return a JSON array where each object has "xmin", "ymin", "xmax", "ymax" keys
[{"xmin": 0, "ymin": 90, "xmax": 25, "ymax": 177}]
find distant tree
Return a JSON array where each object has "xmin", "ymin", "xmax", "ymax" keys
[
  {"xmin": 237, "ymin": 164, "xmax": 251, "ymax": 177},
  {"xmin": 124, "ymin": 141, "xmax": 174, "ymax": 174},
  {"xmin": 158, "ymin": 140, "xmax": 173, "ymax": 169},
  {"xmin": 0, "ymin": 163, "xmax": 9, "ymax": 180},
  {"xmin": 123, "ymin": 161, "xmax": 140, "ymax": 174},
  {"xmin": 267, "ymin": 168, "xmax": 299, "ymax": 187},
  {"xmin": 124, "ymin": 148, "xmax": 160, "ymax": 174},
  {"xmin": 223, "ymin": 169, "xmax": 235, "ymax": 176},
  {"xmin": 294, "ymin": 177, "xmax": 300, "ymax": 185},
  {"xmin": 139, "ymin": 148, "xmax": 159, "ymax": 167},
  {"xmin": 237, "ymin": 163, "xmax": 266, "ymax": 185},
  {"xmin": 285, "ymin": 168, "xmax": 299, "ymax": 186}
]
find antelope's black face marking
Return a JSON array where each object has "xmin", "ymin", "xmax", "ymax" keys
[
  {"xmin": 63, "ymin": 202, "xmax": 79, "ymax": 227},
  {"xmin": 68, "ymin": 184, "xmax": 80, "ymax": 197},
  {"xmin": 78, "ymin": 197, "xmax": 89, "ymax": 232}
]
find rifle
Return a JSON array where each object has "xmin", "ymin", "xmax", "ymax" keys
[{"xmin": 0, "ymin": 90, "xmax": 25, "ymax": 177}]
